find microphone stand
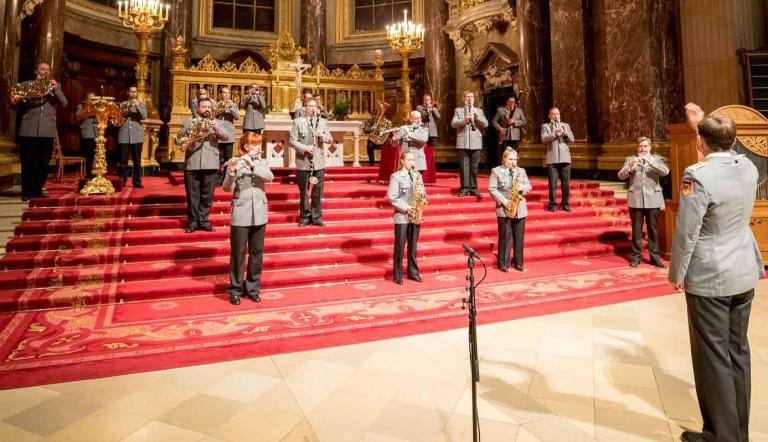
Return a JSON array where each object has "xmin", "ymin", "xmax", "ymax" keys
[{"xmin": 464, "ymin": 252, "xmax": 480, "ymax": 442}]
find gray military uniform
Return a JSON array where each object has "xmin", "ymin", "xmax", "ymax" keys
[
  {"xmin": 75, "ymin": 103, "xmax": 97, "ymax": 139},
  {"xmin": 241, "ymin": 94, "xmax": 267, "ymax": 131},
  {"xmin": 290, "ymin": 116, "xmax": 332, "ymax": 171},
  {"xmin": 18, "ymin": 82, "xmax": 67, "ymax": 138},
  {"xmin": 451, "ymin": 106, "xmax": 488, "ymax": 150},
  {"xmin": 387, "ymin": 169, "xmax": 427, "ymax": 225},
  {"xmin": 618, "ymin": 154, "xmax": 669, "ymax": 209},
  {"xmin": 180, "ymin": 117, "xmax": 226, "ymax": 230},
  {"xmin": 215, "ymin": 101, "xmax": 240, "ymax": 144},
  {"xmin": 541, "ymin": 122, "xmax": 575, "ymax": 164},
  {"xmin": 415, "ymin": 105, "xmax": 441, "ymax": 138},
  {"xmin": 117, "ymin": 102, "xmax": 147, "ymax": 144},
  {"xmin": 492, "ymin": 107, "xmax": 527, "ymax": 142},
  {"xmin": 180, "ymin": 118, "xmax": 225, "ymax": 170},
  {"xmin": 394, "ymin": 124, "xmax": 429, "ymax": 171},
  {"xmin": 223, "ymin": 159, "xmax": 274, "ymax": 227},
  {"xmin": 388, "ymin": 168, "xmax": 426, "ymax": 281},
  {"xmin": 488, "ymin": 166, "xmax": 531, "ymax": 219}
]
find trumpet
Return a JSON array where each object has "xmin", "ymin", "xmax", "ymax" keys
[{"xmin": 426, "ymin": 100, "xmax": 441, "ymax": 112}]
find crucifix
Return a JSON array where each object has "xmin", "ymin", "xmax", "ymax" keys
[{"xmin": 288, "ymin": 60, "xmax": 311, "ymax": 111}]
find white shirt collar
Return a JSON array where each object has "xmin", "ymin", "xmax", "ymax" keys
[{"xmin": 706, "ymin": 151, "xmax": 732, "ymax": 159}]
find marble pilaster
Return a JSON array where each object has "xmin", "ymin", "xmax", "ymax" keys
[
  {"xmin": 300, "ymin": 0, "xmax": 326, "ymax": 66},
  {"xmin": 424, "ymin": 0, "xmax": 456, "ymax": 145},
  {"xmin": 20, "ymin": 0, "xmax": 66, "ymax": 79},
  {"xmin": 160, "ymin": 0, "xmax": 193, "ymax": 123},
  {"xmin": 516, "ymin": 0, "xmax": 552, "ymax": 143},
  {"xmin": 0, "ymin": 0, "xmax": 20, "ymax": 139}
]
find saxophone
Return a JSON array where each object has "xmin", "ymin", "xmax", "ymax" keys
[
  {"xmin": 173, "ymin": 117, "xmax": 213, "ymax": 152},
  {"xmin": 505, "ymin": 167, "xmax": 523, "ymax": 218},
  {"xmin": 409, "ymin": 171, "xmax": 425, "ymax": 225}
]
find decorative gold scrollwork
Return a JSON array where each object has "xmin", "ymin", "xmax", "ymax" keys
[{"xmin": 737, "ymin": 136, "xmax": 768, "ymax": 158}]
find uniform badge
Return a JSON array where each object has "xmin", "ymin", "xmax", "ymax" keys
[{"xmin": 681, "ymin": 180, "xmax": 694, "ymax": 196}]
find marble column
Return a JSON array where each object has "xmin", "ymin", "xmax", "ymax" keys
[
  {"xmin": 424, "ymin": 0, "xmax": 456, "ymax": 145},
  {"xmin": 160, "ymin": 0, "xmax": 194, "ymax": 123},
  {"xmin": 300, "ymin": 0, "xmax": 326, "ymax": 66},
  {"xmin": 0, "ymin": 0, "xmax": 20, "ymax": 140},
  {"xmin": 549, "ymin": 0, "xmax": 588, "ymax": 141},
  {"xmin": 20, "ymin": 0, "xmax": 66, "ymax": 80},
  {"xmin": 516, "ymin": 0, "xmax": 552, "ymax": 143}
]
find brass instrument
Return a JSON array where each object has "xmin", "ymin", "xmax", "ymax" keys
[
  {"xmin": 213, "ymin": 100, "xmax": 230, "ymax": 117},
  {"xmin": 427, "ymin": 100, "xmax": 441, "ymax": 111},
  {"xmin": 173, "ymin": 117, "xmax": 213, "ymax": 152},
  {"xmin": 118, "ymin": 101, "xmax": 134, "ymax": 117},
  {"xmin": 506, "ymin": 167, "xmax": 523, "ymax": 218},
  {"xmin": 369, "ymin": 100, "xmax": 393, "ymax": 145},
  {"xmin": 11, "ymin": 75, "xmax": 54, "ymax": 100},
  {"xmin": 409, "ymin": 170, "xmax": 426, "ymax": 225}
]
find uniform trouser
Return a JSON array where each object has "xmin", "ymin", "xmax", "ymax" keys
[
  {"xmin": 547, "ymin": 162, "xmax": 571, "ymax": 206},
  {"xmin": 218, "ymin": 142, "xmax": 234, "ymax": 185},
  {"xmin": 243, "ymin": 128, "xmax": 263, "ymax": 134},
  {"xmin": 184, "ymin": 169, "xmax": 218, "ymax": 229},
  {"xmin": 427, "ymin": 136, "xmax": 437, "ymax": 147},
  {"xmin": 686, "ymin": 290, "xmax": 753, "ymax": 442},
  {"xmin": 629, "ymin": 207, "xmax": 660, "ymax": 262},
  {"xmin": 80, "ymin": 138, "xmax": 95, "ymax": 177},
  {"xmin": 393, "ymin": 223, "xmax": 420, "ymax": 280},
  {"xmin": 296, "ymin": 169, "xmax": 325, "ymax": 223},
  {"xmin": 500, "ymin": 139, "xmax": 520, "ymax": 151},
  {"xmin": 228, "ymin": 224, "xmax": 266, "ymax": 298},
  {"xmin": 497, "ymin": 216, "xmax": 525, "ymax": 269},
  {"xmin": 18, "ymin": 136, "xmax": 54, "ymax": 198},
  {"xmin": 366, "ymin": 141, "xmax": 380, "ymax": 166},
  {"xmin": 118, "ymin": 143, "xmax": 143, "ymax": 184},
  {"xmin": 459, "ymin": 149, "xmax": 481, "ymax": 192}
]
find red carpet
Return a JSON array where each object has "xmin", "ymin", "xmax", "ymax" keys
[{"xmin": 0, "ymin": 167, "xmax": 672, "ymax": 389}]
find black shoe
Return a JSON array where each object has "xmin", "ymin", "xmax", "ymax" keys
[
  {"xmin": 245, "ymin": 293, "xmax": 261, "ymax": 302},
  {"xmin": 312, "ymin": 221, "xmax": 327, "ymax": 228},
  {"xmin": 185, "ymin": 226, "xmax": 197, "ymax": 233},
  {"xmin": 298, "ymin": 220, "xmax": 309, "ymax": 227},
  {"xmin": 680, "ymin": 431, "xmax": 705, "ymax": 442},
  {"xmin": 20, "ymin": 195, "xmax": 30, "ymax": 202},
  {"xmin": 133, "ymin": 183, "xmax": 144, "ymax": 188},
  {"xmin": 514, "ymin": 265, "xmax": 525, "ymax": 272},
  {"xmin": 458, "ymin": 190, "xmax": 468, "ymax": 197},
  {"xmin": 393, "ymin": 277, "xmax": 403, "ymax": 285},
  {"xmin": 407, "ymin": 275, "xmax": 423, "ymax": 282},
  {"xmin": 199, "ymin": 225, "xmax": 215, "ymax": 232},
  {"xmin": 561, "ymin": 204, "xmax": 572, "ymax": 212},
  {"xmin": 470, "ymin": 190, "xmax": 482, "ymax": 198},
  {"xmin": 650, "ymin": 260, "xmax": 668, "ymax": 269},
  {"xmin": 498, "ymin": 267, "xmax": 509, "ymax": 273},
  {"xmin": 547, "ymin": 203, "xmax": 557, "ymax": 212},
  {"xmin": 629, "ymin": 258, "xmax": 641, "ymax": 267},
  {"xmin": 229, "ymin": 295, "xmax": 241, "ymax": 305}
]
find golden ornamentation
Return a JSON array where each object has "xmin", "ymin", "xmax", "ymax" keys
[
  {"xmin": 243, "ymin": 326, "xmax": 272, "ymax": 334},
  {"xmin": 102, "ymin": 342, "xmax": 139, "ymax": 350},
  {"xmin": 238, "ymin": 57, "xmax": 261, "ymax": 73},
  {"xmin": 409, "ymin": 171, "xmax": 425, "ymax": 225},
  {"xmin": 48, "ymin": 273, "xmax": 63, "ymax": 288},
  {"xmin": 171, "ymin": 35, "xmax": 187, "ymax": 70},
  {"xmin": 750, "ymin": 217, "xmax": 768, "ymax": 226},
  {"xmin": 461, "ymin": 0, "xmax": 487, "ymax": 8},
  {"xmin": 28, "ymin": 323, "xmax": 46, "ymax": 333},
  {"xmin": 11, "ymin": 74, "xmax": 54, "ymax": 100},
  {"xmin": 80, "ymin": 96, "xmax": 124, "ymax": 196},
  {"xmin": 268, "ymin": 32, "xmax": 307, "ymax": 70},
  {"xmin": 386, "ymin": 9, "xmax": 424, "ymax": 124},
  {"xmin": 737, "ymin": 136, "xmax": 768, "ymax": 157}
]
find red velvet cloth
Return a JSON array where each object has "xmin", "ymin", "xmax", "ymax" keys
[
  {"xmin": 377, "ymin": 140, "xmax": 402, "ymax": 182},
  {"xmin": 421, "ymin": 144, "xmax": 437, "ymax": 184}
]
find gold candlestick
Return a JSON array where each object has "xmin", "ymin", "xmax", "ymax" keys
[
  {"xmin": 80, "ymin": 96, "xmax": 125, "ymax": 196},
  {"xmin": 386, "ymin": 9, "xmax": 424, "ymax": 124}
]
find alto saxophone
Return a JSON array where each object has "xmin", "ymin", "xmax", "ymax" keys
[
  {"xmin": 506, "ymin": 167, "xmax": 523, "ymax": 218},
  {"xmin": 409, "ymin": 171, "xmax": 425, "ymax": 225}
]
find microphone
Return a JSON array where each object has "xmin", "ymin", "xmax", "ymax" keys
[{"xmin": 463, "ymin": 244, "xmax": 481, "ymax": 258}]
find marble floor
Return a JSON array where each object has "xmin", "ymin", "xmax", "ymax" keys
[{"xmin": 0, "ymin": 280, "xmax": 767, "ymax": 442}]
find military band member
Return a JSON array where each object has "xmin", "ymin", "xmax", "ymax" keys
[
  {"xmin": 393, "ymin": 111, "xmax": 429, "ymax": 174},
  {"xmin": 415, "ymin": 94, "xmax": 441, "ymax": 147},
  {"xmin": 451, "ymin": 90, "xmax": 488, "ymax": 198},
  {"xmin": 492, "ymin": 96, "xmax": 526, "ymax": 151},
  {"xmin": 617, "ymin": 136, "xmax": 669, "ymax": 268},
  {"xmin": 541, "ymin": 107, "xmax": 575, "ymax": 212},
  {"xmin": 189, "ymin": 87, "xmax": 210, "ymax": 118},
  {"xmin": 75, "ymin": 93, "xmax": 97, "ymax": 178},
  {"xmin": 223, "ymin": 132, "xmax": 274, "ymax": 306},
  {"xmin": 363, "ymin": 117, "xmax": 379, "ymax": 166},
  {"xmin": 215, "ymin": 87, "xmax": 240, "ymax": 185},
  {"xmin": 489, "ymin": 148, "xmax": 531, "ymax": 272},
  {"xmin": 313, "ymin": 94, "xmax": 329, "ymax": 119},
  {"xmin": 179, "ymin": 97, "xmax": 226, "ymax": 233},
  {"xmin": 293, "ymin": 92, "xmax": 315, "ymax": 119},
  {"xmin": 670, "ymin": 104, "xmax": 764, "ymax": 442},
  {"xmin": 117, "ymin": 86, "xmax": 147, "ymax": 188},
  {"xmin": 388, "ymin": 151, "xmax": 426, "ymax": 285},
  {"xmin": 290, "ymin": 99, "xmax": 332, "ymax": 227},
  {"xmin": 10, "ymin": 62, "xmax": 68, "ymax": 201},
  {"xmin": 240, "ymin": 83, "xmax": 266, "ymax": 133}
]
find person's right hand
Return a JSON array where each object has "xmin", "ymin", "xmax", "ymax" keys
[
  {"xmin": 304, "ymin": 146, "xmax": 315, "ymax": 155},
  {"xmin": 685, "ymin": 102, "xmax": 705, "ymax": 130},
  {"xmin": 498, "ymin": 127, "xmax": 507, "ymax": 138},
  {"xmin": 502, "ymin": 199, "xmax": 511, "ymax": 209},
  {"xmin": 10, "ymin": 95, "xmax": 20, "ymax": 105}
]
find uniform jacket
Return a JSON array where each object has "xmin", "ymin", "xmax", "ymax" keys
[
  {"xmin": 215, "ymin": 101, "xmax": 240, "ymax": 143},
  {"xmin": 541, "ymin": 121, "xmax": 575, "ymax": 164},
  {"xmin": 668, "ymin": 153, "xmax": 765, "ymax": 297},
  {"xmin": 387, "ymin": 169, "xmax": 427, "ymax": 225},
  {"xmin": 117, "ymin": 102, "xmax": 147, "ymax": 144},
  {"xmin": 222, "ymin": 158, "xmax": 274, "ymax": 227},
  {"xmin": 617, "ymin": 154, "xmax": 669, "ymax": 209},
  {"xmin": 240, "ymin": 94, "xmax": 267, "ymax": 130},
  {"xmin": 18, "ymin": 82, "xmax": 67, "ymax": 138},
  {"xmin": 488, "ymin": 166, "xmax": 532, "ymax": 218},
  {"xmin": 75, "ymin": 103, "xmax": 97, "ymax": 139},
  {"xmin": 492, "ymin": 107, "xmax": 526, "ymax": 141},
  {"xmin": 289, "ymin": 115, "xmax": 332, "ymax": 171},
  {"xmin": 180, "ymin": 117, "xmax": 226, "ymax": 170},
  {"xmin": 451, "ymin": 106, "xmax": 488, "ymax": 150},
  {"xmin": 415, "ymin": 105, "xmax": 441, "ymax": 138},
  {"xmin": 395, "ymin": 124, "xmax": 429, "ymax": 171}
]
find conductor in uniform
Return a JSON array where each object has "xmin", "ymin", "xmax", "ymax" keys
[
  {"xmin": 669, "ymin": 103, "xmax": 765, "ymax": 442},
  {"xmin": 290, "ymin": 98, "xmax": 332, "ymax": 227},
  {"xmin": 617, "ymin": 136, "xmax": 669, "ymax": 268}
]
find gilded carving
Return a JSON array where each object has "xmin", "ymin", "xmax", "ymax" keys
[
  {"xmin": 737, "ymin": 136, "xmax": 768, "ymax": 157},
  {"xmin": 171, "ymin": 35, "xmax": 187, "ymax": 70},
  {"xmin": 238, "ymin": 57, "xmax": 262, "ymax": 74},
  {"xmin": 102, "ymin": 342, "xmax": 139, "ymax": 350},
  {"xmin": 190, "ymin": 54, "xmax": 220, "ymax": 72},
  {"xmin": 461, "ymin": 0, "xmax": 487, "ymax": 9},
  {"xmin": 750, "ymin": 217, "xmax": 768, "ymax": 226}
]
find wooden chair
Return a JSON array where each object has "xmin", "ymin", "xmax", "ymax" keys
[{"xmin": 54, "ymin": 135, "xmax": 86, "ymax": 182}]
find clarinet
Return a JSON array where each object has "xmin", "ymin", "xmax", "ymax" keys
[{"xmin": 467, "ymin": 106, "xmax": 476, "ymax": 131}]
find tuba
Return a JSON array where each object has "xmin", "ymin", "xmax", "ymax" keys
[
  {"xmin": 11, "ymin": 74, "xmax": 54, "ymax": 100},
  {"xmin": 505, "ymin": 167, "xmax": 523, "ymax": 218},
  {"xmin": 409, "ymin": 171, "xmax": 426, "ymax": 225},
  {"xmin": 369, "ymin": 100, "xmax": 393, "ymax": 145},
  {"xmin": 173, "ymin": 117, "xmax": 213, "ymax": 152}
]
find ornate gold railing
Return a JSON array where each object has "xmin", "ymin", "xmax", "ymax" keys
[{"xmin": 167, "ymin": 33, "xmax": 385, "ymax": 162}]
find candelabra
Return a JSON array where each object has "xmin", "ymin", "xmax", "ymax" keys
[
  {"xmin": 117, "ymin": 0, "xmax": 169, "ymax": 117},
  {"xmin": 386, "ymin": 9, "xmax": 424, "ymax": 124}
]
